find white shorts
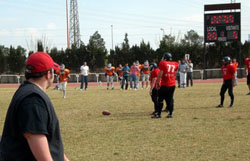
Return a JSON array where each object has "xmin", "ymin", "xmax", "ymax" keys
[
  {"xmin": 179, "ymin": 72, "xmax": 186, "ymax": 87},
  {"xmin": 142, "ymin": 74, "xmax": 150, "ymax": 82},
  {"xmin": 107, "ymin": 76, "xmax": 114, "ymax": 83},
  {"xmin": 58, "ymin": 82, "xmax": 67, "ymax": 90}
]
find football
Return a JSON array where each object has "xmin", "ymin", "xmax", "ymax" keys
[{"xmin": 102, "ymin": 110, "xmax": 111, "ymax": 115}]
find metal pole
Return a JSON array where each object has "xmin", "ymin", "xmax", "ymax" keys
[
  {"xmin": 111, "ymin": 25, "xmax": 114, "ymax": 50},
  {"xmin": 239, "ymin": 43, "xmax": 242, "ymax": 78},
  {"xmin": 66, "ymin": 0, "xmax": 70, "ymax": 49},
  {"xmin": 203, "ymin": 43, "xmax": 207, "ymax": 80}
]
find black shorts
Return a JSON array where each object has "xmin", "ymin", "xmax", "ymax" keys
[{"xmin": 247, "ymin": 74, "xmax": 250, "ymax": 85}]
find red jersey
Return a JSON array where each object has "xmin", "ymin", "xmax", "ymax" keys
[
  {"xmin": 232, "ymin": 62, "xmax": 238, "ymax": 71},
  {"xmin": 245, "ymin": 58, "xmax": 250, "ymax": 73},
  {"xmin": 221, "ymin": 64, "xmax": 236, "ymax": 80},
  {"xmin": 57, "ymin": 69, "xmax": 70, "ymax": 82},
  {"xmin": 159, "ymin": 60, "xmax": 179, "ymax": 87},
  {"xmin": 141, "ymin": 65, "xmax": 150, "ymax": 74},
  {"xmin": 150, "ymin": 68, "xmax": 160, "ymax": 89}
]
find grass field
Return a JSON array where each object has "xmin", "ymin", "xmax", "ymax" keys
[{"xmin": 1, "ymin": 82, "xmax": 250, "ymax": 161}]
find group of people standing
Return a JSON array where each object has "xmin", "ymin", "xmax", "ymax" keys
[
  {"xmin": 177, "ymin": 59, "xmax": 194, "ymax": 88},
  {"xmin": 104, "ymin": 60, "xmax": 151, "ymax": 90}
]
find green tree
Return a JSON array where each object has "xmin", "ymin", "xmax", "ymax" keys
[
  {"xmin": 7, "ymin": 46, "xmax": 26, "ymax": 74},
  {"xmin": 0, "ymin": 46, "xmax": 6, "ymax": 74},
  {"xmin": 37, "ymin": 40, "xmax": 44, "ymax": 52},
  {"xmin": 87, "ymin": 31, "xmax": 107, "ymax": 68}
]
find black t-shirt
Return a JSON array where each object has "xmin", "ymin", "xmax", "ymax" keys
[{"xmin": 0, "ymin": 81, "xmax": 64, "ymax": 161}]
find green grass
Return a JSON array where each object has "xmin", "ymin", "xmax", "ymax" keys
[{"xmin": 1, "ymin": 82, "xmax": 250, "ymax": 161}]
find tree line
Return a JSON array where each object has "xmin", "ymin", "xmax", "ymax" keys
[{"xmin": 0, "ymin": 30, "xmax": 249, "ymax": 74}]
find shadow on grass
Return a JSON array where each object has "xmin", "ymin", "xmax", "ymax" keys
[
  {"xmin": 177, "ymin": 105, "xmax": 216, "ymax": 110},
  {"xmin": 108, "ymin": 111, "xmax": 152, "ymax": 120}
]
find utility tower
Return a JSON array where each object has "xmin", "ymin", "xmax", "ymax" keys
[{"xmin": 69, "ymin": 0, "xmax": 81, "ymax": 48}]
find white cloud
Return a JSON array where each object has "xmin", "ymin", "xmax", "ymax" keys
[
  {"xmin": 47, "ymin": 22, "xmax": 56, "ymax": 30},
  {"xmin": 184, "ymin": 14, "xmax": 203, "ymax": 23},
  {"xmin": 0, "ymin": 29, "xmax": 10, "ymax": 36}
]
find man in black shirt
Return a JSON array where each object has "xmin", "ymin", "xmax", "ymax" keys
[{"xmin": 0, "ymin": 52, "xmax": 70, "ymax": 161}]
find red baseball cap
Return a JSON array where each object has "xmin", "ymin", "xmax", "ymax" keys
[{"xmin": 26, "ymin": 52, "xmax": 60, "ymax": 73}]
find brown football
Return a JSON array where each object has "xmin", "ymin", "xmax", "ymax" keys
[{"xmin": 102, "ymin": 110, "xmax": 111, "ymax": 115}]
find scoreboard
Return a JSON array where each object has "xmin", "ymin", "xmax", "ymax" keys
[{"xmin": 204, "ymin": 12, "xmax": 240, "ymax": 43}]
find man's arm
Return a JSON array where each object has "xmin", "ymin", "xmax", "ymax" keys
[
  {"xmin": 245, "ymin": 65, "xmax": 248, "ymax": 74},
  {"xmin": 156, "ymin": 70, "xmax": 163, "ymax": 88},
  {"xmin": 150, "ymin": 78, "xmax": 157, "ymax": 95},
  {"xmin": 64, "ymin": 154, "xmax": 70, "ymax": 161},
  {"xmin": 24, "ymin": 133, "xmax": 53, "ymax": 161}
]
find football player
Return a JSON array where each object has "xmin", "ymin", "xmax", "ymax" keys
[
  {"xmin": 116, "ymin": 64, "xmax": 123, "ymax": 89},
  {"xmin": 217, "ymin": 56, "xmax": 236, "ymax": 108},
  {"xmin": 105, "ymin": 63, "xmax": 115, "ymax": 90},
  {"xmin": 232, "ymin": 58, "xmax": 238, "ymax": 85},
  {"xmin": 56, "ymin": 64, "xmax": 70, "ymax": 99},
  {"xmin": 141, "ymin": 60, "xmax": 150, "ymax": 89},
  {"xmin": 245, "ymin": 58, "xmax": 250, "ymax": 95},
  {"xmin": 153, "ymin": 52, "xmax": 179, "ymax": 118},
  {"xmin": 149, "ymin": 63, "xmax": 160, "ymax": 115}
]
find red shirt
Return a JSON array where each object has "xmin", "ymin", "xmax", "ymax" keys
[
  {"xmin": 232, "ymin": 62, "xmax": 238, "ymax": 71},
  {"xmin": 245, "ymin": 58, "xmax": 250, "ymax": 73},
  {"xmin": 221, "ymin": 64, "xmax": 236, "ymax": 80},
  {"xmin": 150, "ymin": 68, "xmax": 160, "ymax": 88},
  {"xmin": 159, "ymin": 60, "xmax": 179, "ymax": 87}
]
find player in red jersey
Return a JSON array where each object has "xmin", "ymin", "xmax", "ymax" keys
[
  {"xmin": 217, "ymin": 56, "xmax": 236, "ymax": 108},
  {"xmin": 244, "ymin": 58, "xmax": 250, "ymax": 95},
  {"xmin": 149, "ymin": 63, "xmax": 160, "ymax": 115},
  {"xmin": 152, "ymin": 52, "xmax": 179, "ymax": 118}
]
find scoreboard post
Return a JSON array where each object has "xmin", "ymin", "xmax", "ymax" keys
[{"xmin": 203, "ymin": 3, "xmax": 241, "ymax": 79}]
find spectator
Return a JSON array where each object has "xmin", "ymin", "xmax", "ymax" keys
[
  {"xmin": 0, "ymin": 52, "xmax": 69, "ymax": 161},
  {"xmin": 80, "ymin": 61, "xmax": 89, "ymax": 91},
  {"xmin": 121, "ymin": 63, "xmax": 130, "ymax": 90},
  {"xmin": 179, "ymin": 59, "xmax": 188, "ymax": 88},
  {"xmin": 130, "ymin": 62, "xmax": 140, "ymax": 90},
  {"xmin": 177, "ymin": 60, "xmax": 181, "ymax": 88},
  {"xmin": 187, "ymin": 59, "xmax": 193, "ymax": 87}
]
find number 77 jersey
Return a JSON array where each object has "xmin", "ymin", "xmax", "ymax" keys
[{"xmin": 159, "ymin": 60, "xmax": 179, "ymax": 87}]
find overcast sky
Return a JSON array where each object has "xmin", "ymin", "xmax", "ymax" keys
[{"xmin": 0, "ymin": 0, "xmax": 249, "ymax": 51}]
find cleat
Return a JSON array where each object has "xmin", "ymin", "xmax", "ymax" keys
[
  {"xmin": 229, "ymin": 104, "xmax": 233, "ymax": 108},
  {"xmin": 246, "ymin": 92, "xmax": 250, "ymax": 95},
  {"xmin": 216, "ymin": 104, "xmax": 224, "ymax": 108},
  {"xmin": 166, "ymin": 115, "xmax": 173, "ymax": 118},
  {"xmin": 151, "ymin": 114, "xmax": 161, "ymax": 119},
  {"xmin": 151, "ymin": 111, "xmax": 156, "ymax": 115}
]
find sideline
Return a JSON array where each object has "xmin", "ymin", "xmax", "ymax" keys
[{"xmin": 0, "ymin": 78, "xmax": 246, "ymax": 88}]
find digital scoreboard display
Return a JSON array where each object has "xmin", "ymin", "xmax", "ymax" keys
[{"xmin": 204, "ymin": 12, "xmax": 240, "ymax": 42}]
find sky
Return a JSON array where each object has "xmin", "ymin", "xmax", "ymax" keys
[{"xmin": 0, "ymin": 0, "xmax": 250, "ymax": 52}]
